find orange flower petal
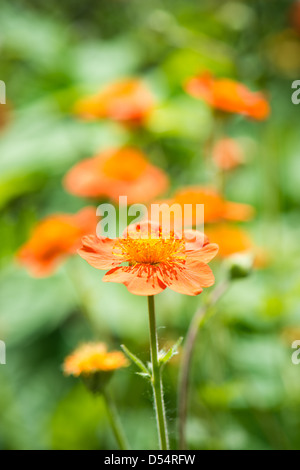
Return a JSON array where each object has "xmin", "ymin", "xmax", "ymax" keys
[
  {"xmin": 64, "ymin": 148, "xmax": 168, "ymax": 204},
  {"xmin": 205, "ymin": 225, "xmax": 252, "ymax": 257},
  {"xmin": 17, "ymin": 207, "xmax": 97, "ymax": 277},
  {"xmin": 186, "ymin": 242, "xmax": 219, "ymax": 264},
  {"xmin": 156, "ymin": 186, "xmax": 255, "ymax": 225},
  {"xmin": 104, "ymin": 264, "xmax": 167, "ymax": 296},
  {"xmin": 78, "ymin": 235, "xmax": 121, "ymax": 269},
  {"xmin": 162, "ymin": 263, "xmax": 207, "ymax": 296},
  {"xmin": 223, "ymin": 201, "xmax": 255, "ymax": 222}
]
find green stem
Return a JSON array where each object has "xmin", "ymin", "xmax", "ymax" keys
[
  {"xmin": 148, "ymin": 295, "xmax": 169, "ymax": 450},
  {"xmin": 178, "ymin": 280, "xmax": 228, "ymax": 449},
  {"xmin": 103, "ymin": 388, "xmax": 129, "ymax": 450}
]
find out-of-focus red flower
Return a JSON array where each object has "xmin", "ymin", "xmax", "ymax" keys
[
  {"xmin": 64, "ymin": 147, "xmax": 169, "ymax": 204},
  {"xmin": 205, "ymin": 225, "xmax": 271, "ymax": 269},
  {"xmin": 212, "ymin": 138, "xmax": 244, "ymax": 171},
  {"xmin": 17, "ymin": 207, "xmax": 97, "ymax": 277},
  {"xmin": 153, "ymin": 187, "xmax": 254, "ymax": 228},
  {"xmin": 185, "ymin": 72, "xmax": 270, "ymax": 120},
  {"xmin": 204, "ymin": 225, "xmax": 252, "ymax": 257},
  {"xmin": 74, "ymin": 79, "xmax": 154, "ymax": 125},
  {"xmin": 78, "ymin": 221, "xmax": 218, "ymax": 296}
]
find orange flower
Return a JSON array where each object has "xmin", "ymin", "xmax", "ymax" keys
[
  {"xmin": 157, "ymin": 187, "xmax": 254, "ymax": 227},
  {"xmin": 64, "ymin": 147, "xmax": 168, "ymax": 204},
  {"xmin": 204, "ymin": 225, "xmax": 252, "ymax": 257},
  {"xmin": 63, "ymin": 342, "xmax": 128, "ymax": 377},
  {"xmin": 17, "ymin": 207, "xmax": 97, "ymax": 277},
  {"xmin": 212, "ymin": 138, "xmax": 244, "ymax": 171},
  {"xmin": 74, "ymin": 79, "xmax": 154, "ymax": 125},
  {"xmin": 185, "ymin": 72, "xmax": 270, "ymax": 120},
  {"xmin": 78, "ymin": 221, "xmax": 218, "ymax": 296}
]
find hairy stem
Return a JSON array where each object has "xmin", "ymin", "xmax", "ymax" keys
[{"xmin": 148, "ymin": 295, "xmax": 169, "ymax": 450}]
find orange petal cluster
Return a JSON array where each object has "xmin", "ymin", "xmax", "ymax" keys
[
  {"xmin": 63, "ymin": 342, "xmax": 129, "ymax": 377},
  {"xmin": 74, "ymin": 79, "xmax": 154, "ymax": 125},
  {"xmin": 153, "ymin": 186, "xmax": 254, "ymax": 227},
  {"xmin": 78, "ymin": 221, "xmax": 218, "ymax": 296},
  {"xmin": 185, "ymin": 72, "xmax": 270, "ymax": 120},
  {"xmin": 17, "ymin": 207, "xmax": 97, "ymax": 277},
  {"xmin": 64, "ymin": 147, "xmax": 168, "ymax": 204},
  {"xmin": 204, "ymin": 225, "xmax": 253, "ymax": 258}
]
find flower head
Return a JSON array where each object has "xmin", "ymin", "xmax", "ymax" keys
[
  {"xmin": 74, "ymin": 78, "xmax": 154, "ymax": 125},
  {"xmin": 78, "ymin": 221, "xmax": 218, "ymax": 296},
  {"xmin": 212, "ymin": 138, "xmax": 244, "ymax": 171},
  {"xmin": 17, "ymin": 207, "xmax": 97, "ymax": 277},
  {"xmin": 63, "ymin": 342, "xmax": 128, "ymax": 377},
  {"xmin": 185, "ymin": 72, "xmax": 270, "ymax": 120},
  {"xmin": 64, "ymin": 147, "xmax": 168, "ymax": 204}
]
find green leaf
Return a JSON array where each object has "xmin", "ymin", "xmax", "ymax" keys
[{"xmin": 120, "ymin": 344, "xmax": 150, "ymax": 378}]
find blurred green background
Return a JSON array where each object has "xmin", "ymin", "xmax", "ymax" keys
[{"xmin": 1, "ymin": 0, "xmax": 300, "ymax": 450}]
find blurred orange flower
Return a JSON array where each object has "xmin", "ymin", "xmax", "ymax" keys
[
  {"xmin": 212, "ymin": 138, "xmax": 244, "ymax": 171},
  {"xmin": 64, "ymin": 147, "xmax": 169, "ymax": 204},
  {"xmin": 159, "ymin": 187, "xmax": 254, "ymax": 226},
  {"xmin": 78, "ymin": 221, "xmax": 218, "ymax": 296},
  {"xmin": 205, "ymin": 225, "xmax": 252, "ymax": 257},
  {"xmin": 74, "ymin": 78, "xmax": 154, "ymax": 125},
  {"xmin": 63, "ymin": 342, "xmax": 128, "ymax": 377},
  {"xmin": 0, "ymin": 103, "xmax": 11, "ymax": 131},
  {"xmin": 185, "ymin": 72, "xmax": 270, "ymax": 120},
  {"xmin": 17, "ymin": 207, "xmax": 97, "ymax": 277}
]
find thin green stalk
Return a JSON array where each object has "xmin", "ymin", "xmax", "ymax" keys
[
  {"xmin": 103, "ymin": 388, "xmax": 129, "ymax": 450},
  {"xmin": 148, "ymin": 295, "xmax": 169, "ymax": 450},
  {"xmin": 178, "ymin": 280, "xmax": 228, "ymax": 449}
]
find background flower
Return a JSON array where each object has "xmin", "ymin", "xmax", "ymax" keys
[
  {"xmin": 155, "ymin": 187, "xmax": 254, "ymax": 226},
  {"xmin": 64, "ymin": 147, "xmax": 169, "ymax": 204},
  {"xmin": 63, "ymin": 342, "xmax": 128, "ymax": 377},
  {"xmin": 17, "ymin": 207, "xmax": 97, "ymax": 276},
  {"xmin": 185, "ymin": 72, "xmax": 270, "ymax": 120},
  {"xmin": 74, "ymin": 78, "xmax": 154, "ymax": 125}
]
